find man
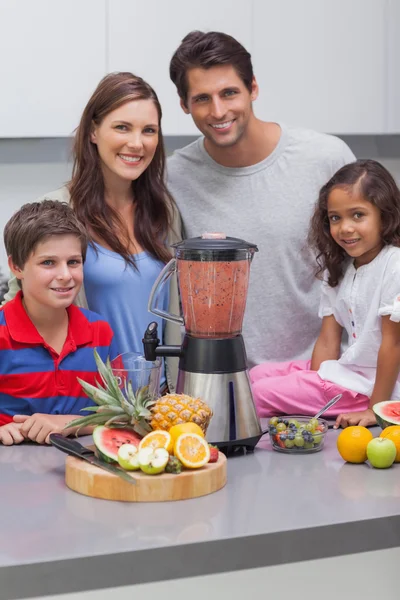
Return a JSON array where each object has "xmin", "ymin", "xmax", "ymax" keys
[{"xmin": 167, "ymin": 30, "xmax": 355, "ymax": 368}]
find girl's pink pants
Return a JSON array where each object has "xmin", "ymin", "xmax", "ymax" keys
[{"xmin": 249, "ymin": 360, "xmax": 369, "ymax": 418}]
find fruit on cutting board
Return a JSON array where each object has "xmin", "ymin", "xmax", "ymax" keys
[
  {"xmin": 117, "ymin": 444, "xmax": 140, "ymax": 471},
  {"xmin": 66, "ymin": 350, "xmax": 213, "ymax": 437},
  {"xmin": 165, "ymin": 456, "xmax": 183, "ymax": 474},
  {"xmin": 208, "ymin": 445, "xmax": 219, "ymax": 463},
  {"xmin": 336, "ymin": 426, "xmax": 374, "ymax": 463},
  {"xmin": 379, "ymin": 426, "xmax": 400, "ymax": 462},
  {"xmin": 366, "ymin": 438, "xmax": 397, "ymax": 469},
  {"xmin": 138, "ymin": 447, "xmax": 169, "ymax": 475},
  {"xmin": 168, "ymin": 422, "xmax": 204, "ymax": 444},
  {"xmin": 174, "ymin": 433, "xmax": 211, "ymax": 468},
  {"xmin": 373, "ymin": 400, "xmax": 400, "ymax": 429},
  {"xmin": 138, "ymin": 430, "xmax": 174, "ymax": 454},
  {"xmin": 92, "ymin": 426, "xmax": 142, "ymax": 463}
]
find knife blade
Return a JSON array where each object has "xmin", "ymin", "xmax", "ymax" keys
[{"xmin": 49, "ymin": 433, "xmax": 136, "ymax": 485}]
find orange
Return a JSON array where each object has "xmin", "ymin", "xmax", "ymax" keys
[
  {"xmin": 380, "ymin": 426, "xmax": 400, "ymax": 462},
  {"xmin": 168, "ymin": 422, "xmax": 204, "ymax": 444},
  {"xmin": 138, "ymin": 430, "xmax": 173, "ymax": 454},
  {"xmin": 174, "ymin": 433, "xmax": 210, "ymax": 469},
  {"xmin": 337, "ymin": 426, "xmax": 374, "ymax": 463}
]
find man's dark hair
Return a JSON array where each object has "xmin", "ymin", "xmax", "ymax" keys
[{"xmin": 169, "ymin": 31, "xmax": 254, "ymax": 106}]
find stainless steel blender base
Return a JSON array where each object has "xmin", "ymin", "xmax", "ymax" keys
[{"xmin": 176, "ymin": 369, "xmax": 263, "ymax": 448}]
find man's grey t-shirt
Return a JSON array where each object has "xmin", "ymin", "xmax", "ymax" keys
[{"xmin": 167, "ymin": 125, "xmax": 355, "ymax": 367}]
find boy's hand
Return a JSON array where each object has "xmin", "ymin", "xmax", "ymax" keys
[
  {"xmin": 13, "ymin": 414, "xmax": 76, "ymax": 445},
  {"xmin": 334, "ymin": 408, "xmax": 376, "ymax": 429},
  {"xmin": 0, "ymin": 422, "xmax": 25, "ymax": 446}
]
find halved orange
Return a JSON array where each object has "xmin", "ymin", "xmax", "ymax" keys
[
  {"xmin": 138, "ymin": 430, "xmax": 173, "ymax": 454},
  {"xmin": 168, "ymin": 422, "xmax": 204, "ymax": 444},
  {"xmin": 174, "ymin": 433, "xmax": 210, "ymax": 469}
]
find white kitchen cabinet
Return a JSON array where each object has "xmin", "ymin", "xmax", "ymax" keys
[
  {"xmin": 252, "ymin": 0, "xmax": 386, "ymax": 134},
  {"xmin": 0, "ymin": 0, "xmax": 106, "ymax": 137},
  {"xmin": 107, "ymin": 0, "xmax": 253, "ymax": 135},
  {"xmin": 387, "ymin": 0, "xmax": 400, "ymax": 133}
]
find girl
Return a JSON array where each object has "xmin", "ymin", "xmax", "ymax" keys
[
  {"xmin": 250, "ymin": 159, "xmax": 400, "ymax": 428},
  {"xmin": 3, "ymin": 73, "xmax": 182, "ymax": 390}
]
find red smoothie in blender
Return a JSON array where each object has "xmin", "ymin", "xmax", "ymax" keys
[{"xmin": 178, "ymin": 259, "xmax": 250, "ymax": 338}]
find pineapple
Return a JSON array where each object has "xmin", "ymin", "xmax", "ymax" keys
[{"xmin": 67, "ymin": 349, "xmax": 212, "ymax": 436}]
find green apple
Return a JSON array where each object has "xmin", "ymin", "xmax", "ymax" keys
[
  {"xmin": 138, "ymin": 447, "xmax": 169, "ymax": 475},
  {"xmin": 117, "ymin": 444, "xmax": 140, "ymax": 471},
  {"xmin": 367, "ymin": 438, "xmax": 396, "ymax": 469}
]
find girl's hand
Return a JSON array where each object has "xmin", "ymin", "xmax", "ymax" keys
[
  {"xmin": 0, "ymin": 422, "xmax": 25, "ymax": 446},
  {"xmin": 334, "ymin": 408, "xmax": 376, "ymax": 429},
  {"xmin": 13, "ymin": 414, "xmax": 76, "ymax": 445}
]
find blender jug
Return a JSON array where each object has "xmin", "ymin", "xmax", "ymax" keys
[{"xmin": 148, "ymin": 233, "xmax": 258, "ymax": 335}]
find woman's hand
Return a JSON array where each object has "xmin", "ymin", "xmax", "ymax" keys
[
  {"xmin": 334, "ymin": 408, "xmax": 376, "ymax": 429},
  {"xmin": 13, "ymin": 414, "xmax": 77, "ymax": 445},
  {"xmin": 0, "ymin": 422, "xmax": 25, "ymax": 446}
]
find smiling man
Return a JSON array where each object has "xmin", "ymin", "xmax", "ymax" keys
[{"xmin": 167, "ymin": 30, "xmax": 356, "ymax": 367}]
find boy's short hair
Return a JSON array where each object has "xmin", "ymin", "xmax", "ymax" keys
[
  {"xmin": 169, "ymin": 30, "xmax": 254, "ymax": 107},
  {"xmin": 4, "ymin": 200, "xmax": 89, "ymax": 269}
]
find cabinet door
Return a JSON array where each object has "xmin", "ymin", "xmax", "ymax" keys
[
  {"xmin": 0, "ymin": 0, "xmax": 106, "ymax": 137},
  {"xmin": 388, "ymin": 0, "xmax": 400, "ymax": 133},
  {"xmin": 108, "ymin": 0, "xmax": 253, "ymax": 135},
  {"xmin": 252, "ymin": 0, "xmax": 386, "ymax": 134}
]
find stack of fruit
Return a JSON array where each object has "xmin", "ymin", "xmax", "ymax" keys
[
  {"xmin": 337, "ymin": 425, "xmax": 400, "ymax": 469},
  {"xmin": 66, "ymin": 350, "xmax": 218, "ymax": 476}
]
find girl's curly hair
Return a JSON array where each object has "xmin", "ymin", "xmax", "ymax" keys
[{"xmin": 308, "ymin": 159, "xmax": 400, "ymax": 287}]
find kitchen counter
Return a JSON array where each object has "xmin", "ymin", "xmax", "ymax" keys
[{"xmin": 1, "ymin": 425, "xmax": 400, "ymax": 599}]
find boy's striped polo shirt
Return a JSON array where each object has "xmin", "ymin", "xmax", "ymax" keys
[{"xmin": 0, "ymin": 292, "xmax": 118, "ymax": 426}]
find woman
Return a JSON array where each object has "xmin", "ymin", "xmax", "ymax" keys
[{"xmin": 3, "ymin": 72, "xmax": 182, "ymax": 390}]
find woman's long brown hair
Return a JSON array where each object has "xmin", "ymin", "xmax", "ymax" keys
[
  {"xmin": 69, "ymin": 72, "xmax": 176, "ymax": 267},
  {"xmin": 308, "ymin": 159, "xmax": 400, "ymax": 287}
]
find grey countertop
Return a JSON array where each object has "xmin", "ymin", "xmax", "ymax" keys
[{"xmin": 1, "ymin": 425, "xmax": 400, "ymax": 599}]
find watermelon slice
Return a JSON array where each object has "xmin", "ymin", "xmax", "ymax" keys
[
  {"xmin": 373, "ymin": 401, "xmax": 400, "ymax": 429},
  {"xmin": 93, "ymin": 426, "xmax": 142, "ymax": 463}
]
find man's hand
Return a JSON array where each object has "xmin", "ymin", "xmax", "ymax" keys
[
  {"xmin": 0, "ymin": 422, "xmax": 25, "ymax": 446},
  {"xmin": 13, "ymin": 414, "xmax": 76, "ymax": 445},
  {"xmin": 334, "ymin": 408, "xmax": 376, "ymax": 429}
]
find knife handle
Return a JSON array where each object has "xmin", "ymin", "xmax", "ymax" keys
[{"xmin": 49, "ymin": 433, "xmax": 94, "ymax": 457}]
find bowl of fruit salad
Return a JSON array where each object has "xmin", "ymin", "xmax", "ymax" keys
[{"xmin": 268, "ymin": 415, "xmax": 328, "ymax": 454}]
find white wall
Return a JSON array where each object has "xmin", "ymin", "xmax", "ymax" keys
[{"xmin": 0, "ymin": 136, "xmax": 400, "ymax": 277}]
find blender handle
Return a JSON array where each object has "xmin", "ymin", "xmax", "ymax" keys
[{"xmin": 148, "ymin": 258, "xmax": 184, "ymax": 325}]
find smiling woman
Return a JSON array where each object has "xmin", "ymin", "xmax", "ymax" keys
[{"xmin": 2, "ymin": 73, "xmax": 182, "ymax": 391}]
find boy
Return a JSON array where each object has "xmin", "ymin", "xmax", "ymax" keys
[{"xmin": 0, "ymin": 200, "xmax": 118, "ymax": 445}]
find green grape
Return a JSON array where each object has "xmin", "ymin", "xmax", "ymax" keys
[
  {"xmin": 276, "ymin": 422, "xmax": 286, "ymax": 432},
  {"xmin": 313, "ymin": 432, "xmax": 323, "ymax": 445},
  {"xmin": 304, "ymin": 441, "xmax": 314, "ymax": 449},
  {"xmin": 288, "ymin": 419, "xmax": 300, "ymax": 428},
  {"xmin": 269, "ymin": 416, "xmax": 279, "ymax": 427},
  {"xmin": 305, "ymin": 423, "xmax": 314, "ymax": 432},
  {"xmin": 309, "ymin": 418, "xmax": 319, "ymax": 430},
  {"xmin": 284, "ymin": 439, "xmax": 295, "ymax": 448},
  {"xmin": 294, "ymin": 435, "xmax": 305, "ymax": 447}
]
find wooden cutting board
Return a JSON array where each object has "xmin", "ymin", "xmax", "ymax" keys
[{"xmin": 65, "ymin": 452, "xmax": 227, "ymax": 502}]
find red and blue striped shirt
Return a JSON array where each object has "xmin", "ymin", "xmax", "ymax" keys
[{"xmin": 0, "ymin": 292, "xmax": 118, "ymax": 426}]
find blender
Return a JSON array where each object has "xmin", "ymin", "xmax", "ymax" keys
[{"xmin": 142, "ymin": 233, "xmax": 263, "ymax": 453}]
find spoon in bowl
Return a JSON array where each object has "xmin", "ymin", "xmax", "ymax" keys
[{"xmin": 313, "ymin": 394, "xmax": 343, "ymax": 420}]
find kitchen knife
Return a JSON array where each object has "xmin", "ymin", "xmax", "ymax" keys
[{"xmin": 49, "ymin": 433, "xmax": 136, "ymax": 485}]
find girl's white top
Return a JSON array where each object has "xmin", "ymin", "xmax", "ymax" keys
[{"xmin": 318, "ymin": 245, "xmax": 400, "ymax": 398}]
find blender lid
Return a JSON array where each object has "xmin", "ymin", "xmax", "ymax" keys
[{"xmin": 172, "ymin": 233, "xmax": 258, "ymax": 251}]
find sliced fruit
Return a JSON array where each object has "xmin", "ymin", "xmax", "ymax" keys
[
  {"xmin": 373, "ymin": 400, "xmax": 400, "ymax": 429},
  {"xmin": 117, "ymin": 444, "xmax": 140, "ymax": 471},
  {"xmin": 379, "ymin": 425, "xmax": 400, "ymax": 462},
  {"xmin": 93, "ymin": 425, "xmax": 142, "ymax": 463},
  {"xmin": 168, "ymin": 422, "xmax": 204, "ymax": 444},
  {"xmin": 138, "ymin": 447, "xmax": 169, "ymax": 475},
  {"xmin": 138, "ymin": 430, "xmax": 173, "ymax": 454},
  {"xmin": 174, "ymin": 433, "xmax": 210, "ymax": 469},
  {"xmin": 336, "ymin": 426, "xmax": 374, "ymax": 463}
]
